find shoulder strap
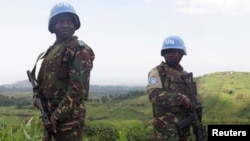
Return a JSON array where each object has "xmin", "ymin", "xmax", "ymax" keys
[
  {"xmin": 69, "ymin": 40, "xmax": 86, "ymax": 65},
  {"xmin": 156, "ymin": 65, "xmax": 166, "ymax": 86}
]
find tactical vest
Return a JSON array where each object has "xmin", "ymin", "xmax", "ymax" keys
[
  {"xmin": 31, "ymin": 36, "xmax": 94, "ymax": 101},
  {"xmin": 152, "ymin": 63, "xmax": 191, "ymax": 116},
  {"xmin": 157, "ymin": 63, "xmax": 189, "ymax": 95}
]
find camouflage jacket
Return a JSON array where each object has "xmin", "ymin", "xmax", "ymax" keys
[
  {"xmin": 146, "ymin": 62, "xmax": 191, "ymax": 116},
  {"xmin": 37, "ymin": 36, "xmax": 95, "ymax": 121}
]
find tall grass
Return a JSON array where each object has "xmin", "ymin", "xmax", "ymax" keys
[
  {"xmin": 0, "ymin": 116, "xmax": 43, "ymax": 141},
  {"xmin": 0, "ymin": 115, "xmax": 149, "ymax": 141},
  {"xmin": 117, "ymin": 120, "xmax": 127, "ymax": 141}
]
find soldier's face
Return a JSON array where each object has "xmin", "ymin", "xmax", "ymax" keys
[
  {"xmin": 162, "ymin": 49, "xmax": 183, "ymax": 66},
  {"xmin": 54, "ymin": 14, "xmax": 75, "ymax": 40}
]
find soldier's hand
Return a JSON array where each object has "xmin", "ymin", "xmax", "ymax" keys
[
  {"xmin": 50, "ymin": 115, "xmax": 57, "ymax": 133},
  {"xmin": 181, "ymin": 95, "xmax": 192, "ymax": 109}
]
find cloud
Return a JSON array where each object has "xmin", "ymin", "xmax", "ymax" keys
[{"xmin": 175, "ymin": 0, "xmax": 250, "ymax": 16}]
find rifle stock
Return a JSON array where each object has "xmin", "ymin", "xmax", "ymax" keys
[
  {"xmin": 27, "ymin": 70, "xmax": 55, "ymax": 141},
  {"xmin": 181, "ymin": 72, "xmax": 207, "ymax": 141}
]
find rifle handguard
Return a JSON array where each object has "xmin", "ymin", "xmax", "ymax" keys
[{"xmin": 177, "ymin": 113, "xmax": 194, "ymax": 129}]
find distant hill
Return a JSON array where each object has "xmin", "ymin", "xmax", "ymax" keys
[
  {"xmin": 0, "ymin": 80, "xmax": 31, "ymax": 92},
  {"xmin": 0, "ymin": 79, "xmax": 146, "ymax": 98}
]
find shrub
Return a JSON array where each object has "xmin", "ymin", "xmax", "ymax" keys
[{"xmin": 84, "ymin": 121, "xmax": 118, "ymax": 141}]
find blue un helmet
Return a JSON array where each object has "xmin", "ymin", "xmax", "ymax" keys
[
  {"xmin": 161, "ymin": 35, "xmax": 187, "ymax": 56},
  {"xmin": 48, "ymin": 2, "xmax": 80, "ymax": 33}
]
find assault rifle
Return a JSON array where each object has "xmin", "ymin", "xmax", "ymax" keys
[
  {"xmin": 27, "ymin": 70, "xmax": 55, "ymax": 141},
  {"xmin": 177, "ymin": 72, "xmax": 207, "ymax": 141}
]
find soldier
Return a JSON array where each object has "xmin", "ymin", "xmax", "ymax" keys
[
  {"xmin": 33, "ymin": 2, "xmax": 95, "ymax": 141},
  {"xmin": 147, "ymin": 35, "xmax": 194, "ymax": 141}
]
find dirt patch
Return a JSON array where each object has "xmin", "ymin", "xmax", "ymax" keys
[{"xmin": 236, "ymin": 94, "xmax": 243, "ymax": 100}]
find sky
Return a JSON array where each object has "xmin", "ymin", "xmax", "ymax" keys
[{"xmin": 1, "ymin": 0, "xmax": 250, "ymax": 85}]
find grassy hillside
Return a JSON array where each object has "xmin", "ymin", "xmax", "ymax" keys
[
  {"xmin": 196, "ymin": 71, "xmax": 250, "ymax": 124},
  {"xmin": 86, "ymin": 93, "xmax": 152, "ymax": 121},
  {"xmin": 86, "ymin": 71, "xmax": 250, "ymax": 124}
]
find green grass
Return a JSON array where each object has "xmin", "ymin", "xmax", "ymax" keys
[{"xmin": 0, "ymin": 115, "xmax": 43, "ymax": 141}]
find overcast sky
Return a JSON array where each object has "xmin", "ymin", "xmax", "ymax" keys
[{"xmin": 1, "ymin": 0, "xmax": 250, "ymax": 85}]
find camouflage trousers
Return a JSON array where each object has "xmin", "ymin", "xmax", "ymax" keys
[
  {"xmin": 42, "ymin": 99, "xmax": 86, "ymax": 141},
  {"xmin": 153, "ymin": 112, "xmax": 193, "ymax": 141},
  {"xmin": 42, "ymin": 126, "xmax": 84, "ymax": 141}
]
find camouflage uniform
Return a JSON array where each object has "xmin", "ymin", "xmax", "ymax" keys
[
  {"xmin": 37, "ymin": 36, "xmax": 95, "ymax": 141},
  {"xmin": 147, "ymin": 62, "xmax": 193, "ymax": 141}
]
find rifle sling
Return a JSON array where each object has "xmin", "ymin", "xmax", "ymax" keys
[{"xmin": 30, "ymin": 51, "xmax": 46, "ymax": 81}]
